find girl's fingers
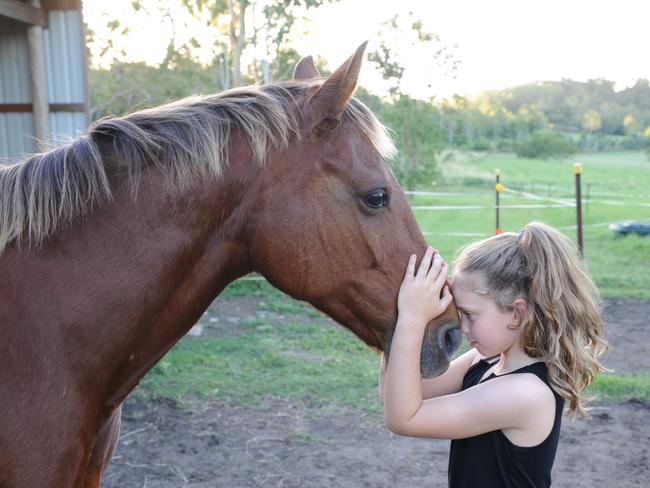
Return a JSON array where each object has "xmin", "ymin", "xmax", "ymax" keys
[
  {"xmin": 405, "ymin": 254, "xmax": 417, "ymax": 279},
  {"xmin": 425, "ymin": 253, "xmax": 445, "ymax": 280},
  {"xmin": 432, "ymin": 262, "xmax": 448, "ymax": 288},
  {"xmin": 440, "ymin": 285, "xmax": 454, "ymax": 309},
  {"xmin": 417, "ymin": 247, "xmax": 435, "ymax": 278}
]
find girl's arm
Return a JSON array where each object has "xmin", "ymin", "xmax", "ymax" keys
[
  {"xmin": 420, "ymin": 348, "xmax": 478, "ymax": 399},
  {"xmin": 383, "ymin": 248, "xmax": 453, "ymax": 428},
  {"xmin": 379, "ymin": 348, "xmax": 478, "ymax": 404},
  {"xmin": 388, "ymin": 369, "xmax": 550, "ymax": 439}
]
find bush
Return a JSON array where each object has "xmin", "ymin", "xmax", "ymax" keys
[
  {"xmin": 496, "ymin": 139, "xmax": 514, "ymax": 152},
  {"xmin": 578, "ymin": 133, "xmax": 646, "ymax": 151},
  {"xmin": 515, "ymin": 131, "xmax": 578, "ymax": 159},
  {"xmin": 470, "ymin": 137, "xmax": 494, "ymax": 151}
]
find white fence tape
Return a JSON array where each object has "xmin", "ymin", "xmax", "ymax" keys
[
  {"xmin": 504, "ymin": 188, "xmax": 575, "ymax": 207},
  {"xmin": 412, "ymin": 204, "xmax": 572, "ymax": 210},
  {"xmin": 407, "ymin": 187, "xmax": 650, "ymax": 210},
  {"xmin": 405, "ymin": 191, "xmax": 478, "ymax": 197}
]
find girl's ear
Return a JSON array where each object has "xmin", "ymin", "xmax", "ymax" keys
[{"xmin": 511, "ymin": 298, "xmax": 528, "ymax": 326}]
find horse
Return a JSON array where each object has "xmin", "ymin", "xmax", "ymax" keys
[{"xmin": 0, "ymin": 43, "xmax": 461, "ymax": 487}]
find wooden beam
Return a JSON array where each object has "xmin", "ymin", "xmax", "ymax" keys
[
  {"xmin": 41, "ymin": 0, "xmax": 81, "ymax": 10},
  {"xmin": 0, "ymin": 103, "xmax": 86, "ymax": 112},
  {"xmin": 0, "ymin": 0, "xmax": 46, "ymax": 25}
]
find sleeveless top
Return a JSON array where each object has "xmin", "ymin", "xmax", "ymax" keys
[{"xmin": 448, "ymin": 357, "xmax": 564, "ymax": 488}]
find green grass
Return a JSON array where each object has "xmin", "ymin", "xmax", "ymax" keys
[
  {"xmin": 439, "ymin": 150, "xmax": 650, "ymax": 196},
  {"xmin": 417, "ymin": 150, "xmax": 650, "ymax": 299},
  {"xmin": 589, "ymin": 372, "xmax": 650, "ymax": 404},
  {"xmin": 136, "ymin": 314, "xmax": 382, "ymax": 413}
]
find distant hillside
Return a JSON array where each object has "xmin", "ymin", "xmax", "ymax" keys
[
  {"xmin": 428, "ymin": 78, "xmax": 650, "ymax": 153},
  {"xmin": 484, "ymin": 78, "xmax": 650, "ymax": 135}
]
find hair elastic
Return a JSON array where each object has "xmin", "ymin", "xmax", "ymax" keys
[{"xmin": 517, "ymin": 228, "xmax": 526, "ymax": 242}]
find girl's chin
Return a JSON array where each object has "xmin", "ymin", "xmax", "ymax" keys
[{"xmin": 472, "ymin": 343, "xmax": 497, "ymax": 358}]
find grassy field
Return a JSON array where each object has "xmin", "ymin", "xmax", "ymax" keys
[
  {"xmin": 417, "ymin": 150, "xmax": 650, "ymax": 299},
  {"xmin": 136, "ymin": 151, "xmax": 650, "ymax": 412}
]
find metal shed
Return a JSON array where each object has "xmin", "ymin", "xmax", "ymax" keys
[{"xmin": 0, "ymin": 0, "xmax": 89, "ymax": 162}]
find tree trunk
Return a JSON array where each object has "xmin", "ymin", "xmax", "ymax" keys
[{"xmin": 228, "ymin": 0, "xmax": 247, "ymax": 87}]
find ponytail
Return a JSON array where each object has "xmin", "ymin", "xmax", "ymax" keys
[
  {"xmin": 454, "ymin": 221, "xmax": 608, "ymax": 417},
  {"xmin": 518, "ymin": 222, "xmax": 608, "ymax": 418}
]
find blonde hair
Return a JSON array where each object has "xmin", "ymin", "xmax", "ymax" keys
[{"xmin": 453, "ymin": 221, "xmax": 608, "ymax": 418}]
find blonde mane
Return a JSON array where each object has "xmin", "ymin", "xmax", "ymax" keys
[{"xmin": 0, "ymin": 81, "xmax": 395, "ymax": 254}]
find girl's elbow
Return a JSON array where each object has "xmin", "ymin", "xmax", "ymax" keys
[
  {"xmin": 385, "ymin": 420, "xmax": 403, "ymax": 435},
  {"xmin": 384, "ymin": 415, "xmax": 411, "ymax": 436}
]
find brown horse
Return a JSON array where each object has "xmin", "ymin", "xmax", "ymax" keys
[{"xmin": 0, "ymin": 43, "xmax": 460, "ymax": 487}]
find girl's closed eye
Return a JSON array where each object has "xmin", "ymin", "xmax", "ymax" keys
[{"xmin": 459, "ymin": 310, "xmax": 474, "ymax": 320}]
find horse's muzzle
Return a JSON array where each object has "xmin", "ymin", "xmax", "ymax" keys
[{"xmin": 419, "ymin": 320, "xmax": 462, "ymax": 378}]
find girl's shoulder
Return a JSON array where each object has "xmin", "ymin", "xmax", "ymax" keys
[
  {"xmin": 481, "ymin": 369, "xmax": 560, "ymax": 446},
  {"xmin": 481, "ymin": 363, "xmax": 558, "ymax": 417}
]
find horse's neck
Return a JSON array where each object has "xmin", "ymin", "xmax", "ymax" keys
[
  {"xmin": 4, "ymin": 163, "xmax": 256, "ymax": 412},
  {"xmin": 103, "ymin": 168, "xmax": 260, "ymax": 408}
]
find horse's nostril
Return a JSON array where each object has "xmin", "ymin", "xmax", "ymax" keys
[
  {"xmin": 445, "ymin": 330, "xmax": 454, "ymax": 349},
  {"xmin": 442, "ymin": 327, "xmax": 461, "ymax": 356}
]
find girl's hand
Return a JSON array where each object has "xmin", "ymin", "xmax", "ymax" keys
[{"xmin": 397, "ymin": 247, "xmax": 453, "ymax": 330}]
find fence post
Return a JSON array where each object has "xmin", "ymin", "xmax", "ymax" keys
[
  {"xmin": 495, "ymin": 169, "xmax": 504, "ymax": 234},
  {"xmin": 574, "ymin": 163, "xmax": 583, "ymax": 257}
]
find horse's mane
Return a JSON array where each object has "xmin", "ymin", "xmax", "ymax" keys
[{"xmin": 0, "ymin": 80, "xmax": 396, "ymax": 254}]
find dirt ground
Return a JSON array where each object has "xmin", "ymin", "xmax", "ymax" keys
[{"xmin": 103, "ymin": 298, "xmax": 650, "ymax": 487}]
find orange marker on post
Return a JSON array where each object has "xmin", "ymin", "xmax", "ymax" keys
[{"xmin": 495, "ymin": 169, "xmax": 503, "ymax": 234}]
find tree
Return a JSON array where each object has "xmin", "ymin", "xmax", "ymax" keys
[
  {"xmin": 363, "ymin": 13, "xmax": 458, "ymax": 187},
  {"xmin": 367, "ymin": 12, "xmax": 459, "ymax": 97},
  {"xmin": 582, "ymin": 109, "xmax": 602, "ymax": 132},
  {"xmin": 181, "ymin": 0, "xmax": 340, "ymax": 87},
  {"xmin": 623, "ymin": 114, "xmax": 640, "ymax": 135},
  {"xmin": 88, "ymin": 1, "xmax": 340, "ymax": 90},
  {"xmin": 515, "ymin": 132, "xmax": 577, "ymax": 159},
  {"xmin": 378, "ymin": 95, "xmax": 444, "ymax": 190}
]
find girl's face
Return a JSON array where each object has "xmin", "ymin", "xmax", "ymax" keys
[{"xmin": 451, "ymin": 272, "xmax": 521, "ymax": 357}]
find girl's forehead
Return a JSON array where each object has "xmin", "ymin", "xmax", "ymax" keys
[
  {"xmin": 452, "ymin": 286, "xmax": 484, "ymax": 305},
  {"xmin": 451, "ymin": 271, "xmax": 492, "ymax": 309},
  {"xmin": 451, "ymin": 270, "xmax": 488, "ymax": 293}
]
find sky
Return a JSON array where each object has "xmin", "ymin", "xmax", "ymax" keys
[{"xmin": 82, "ymin": 0, "xmax": 650, "ymax": 100}]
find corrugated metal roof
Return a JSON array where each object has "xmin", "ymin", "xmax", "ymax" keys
[{"xmin": 0, "ymin": 8, "xmax": 88, "ymax": 163}]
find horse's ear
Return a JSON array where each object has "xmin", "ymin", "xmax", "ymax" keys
[
  {"xmin": 302, "ymin": 41, "xmax": 368, "ymax": 136},
  {"xmin": 293, "ymin": 55, "xmax": 321, "ymax": 80}
]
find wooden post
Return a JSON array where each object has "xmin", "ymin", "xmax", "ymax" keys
[
  {"xmin": 574, "ymin": 163, "xmax": 583, "ymax": 257},
  {"xmin": 26, "ymin": 0, "xmax": 49, "ymax": 151},
  {"xmin": 495, "ymin": 168, "xmax": 503, "ymax": 234}
]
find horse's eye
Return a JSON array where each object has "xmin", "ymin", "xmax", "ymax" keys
[{"xmin": 364, "ymin": 189, "xmax": 389, "ymax": 209}]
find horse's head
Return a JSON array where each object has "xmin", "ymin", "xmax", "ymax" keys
[{"xmin": 247, "ymin": 43, "xmax": 460, "ymax": 377}]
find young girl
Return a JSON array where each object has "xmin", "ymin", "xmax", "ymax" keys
[{"xmin": 380, "ymin": 221, "xmax": 608, "ymax": 487}]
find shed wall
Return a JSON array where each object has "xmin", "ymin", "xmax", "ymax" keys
[{"xmin": 0, "ymin": 8, "xmax": 88, "ymax": 162}]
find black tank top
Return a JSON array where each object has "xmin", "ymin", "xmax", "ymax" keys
[{"xmin": 448, "ymin": 357, "xmax": 564, "ymax": 488}]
